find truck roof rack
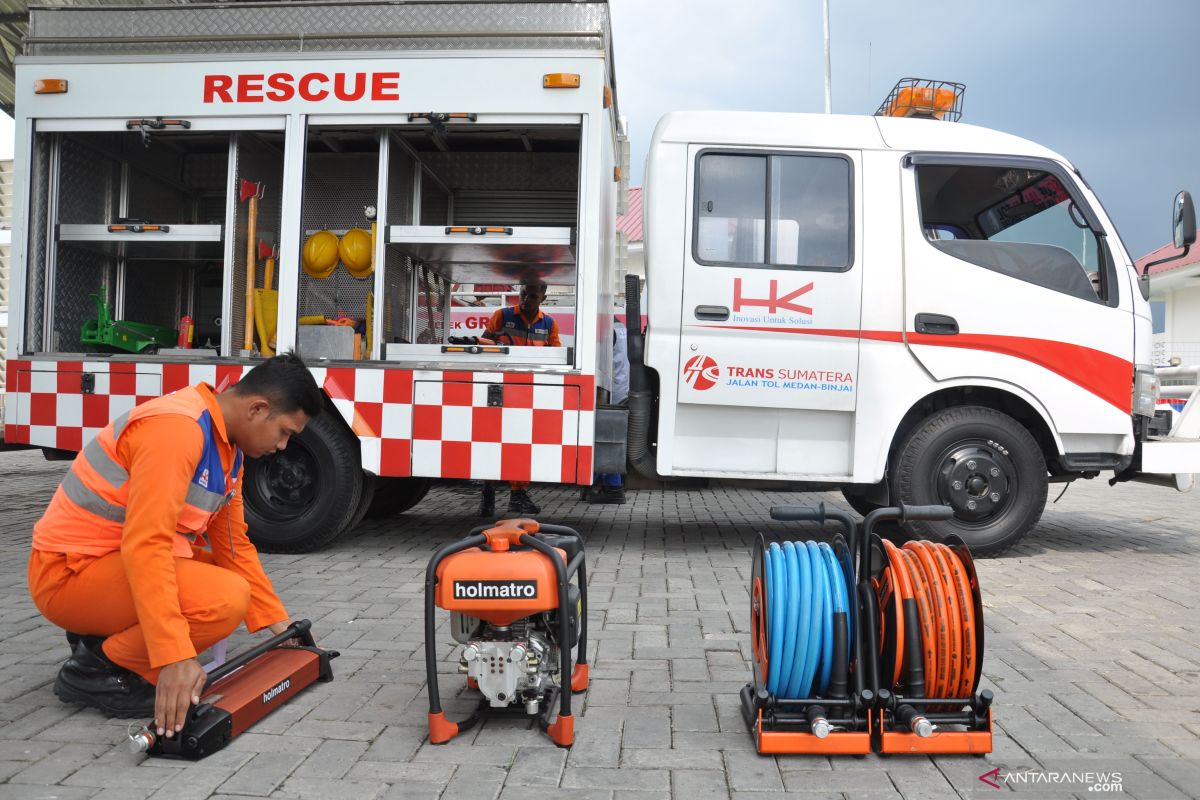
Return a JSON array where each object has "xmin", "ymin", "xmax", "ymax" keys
[
  {"xmin": 875, "ymin": 78, "xmax": 965, "ymax": 122},
  {"xmin": 24, "ymin": 1, "xmax": 612, "ymax": 57}
]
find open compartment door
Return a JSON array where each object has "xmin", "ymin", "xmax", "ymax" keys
[
  {"xmin": 385, "ymin": 225, "xmax": 575, "ymax": 365},
  {"xmin": 23, "ymin": 118, "xmax": 285, "ymax": 357}
]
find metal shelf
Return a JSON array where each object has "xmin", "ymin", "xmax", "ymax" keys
[
  {"xmin": 386, "ymin": 225, "xmax": 575, "ymax": 283},
  {"xmin": 58, "ymin": 224, "xmax": 224, "ymax": 260}
]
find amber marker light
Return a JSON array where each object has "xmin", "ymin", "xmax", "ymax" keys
[
  {"xmin": 34, "ymin": 79, "xmax": 68, "ymax": 95},
  {"xmin": 543, "ymin": 73, "xmax": 581, "ymax": 89}
]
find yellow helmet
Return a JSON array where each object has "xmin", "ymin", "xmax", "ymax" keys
[
  {"xmin": 339, "ymin": 227, "xmax": 374, "ymax": 278},
  {"xmin": 302, "ymin": 231, "xmax": 339, "ymax": 279}
]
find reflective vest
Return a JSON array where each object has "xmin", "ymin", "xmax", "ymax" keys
[
  {"xmin": 32, "ymin": 385, "xmax": 243, "ymax": 558},
  {"xmin": 485, "ymin": 306, "xmax": 558, "ymax": 346}
]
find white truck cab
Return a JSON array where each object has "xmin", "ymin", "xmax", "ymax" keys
[{"xmin": 633, "ymin": 107, "xmax": 1200, "ymax": 554}]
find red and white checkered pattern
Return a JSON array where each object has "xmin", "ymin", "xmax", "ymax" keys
[{"xmin": 4, "ymin": 359, "xmax": 595, "ymax": 484}]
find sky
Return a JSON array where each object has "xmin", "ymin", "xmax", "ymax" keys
[
  {"xmin": 0, "ymin": 0, "xmax": 1193, "ymax": 258},
  {"xmin": 608, "ymin": 0, "xmax": 1200, "ymax": 258}
]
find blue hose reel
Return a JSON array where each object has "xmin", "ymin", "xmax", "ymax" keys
[{"xmin": 764, "ymin": 540, "xmax": 853, "ymax": 699}]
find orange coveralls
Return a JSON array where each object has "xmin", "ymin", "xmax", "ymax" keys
[{"xmin": 28, "ymin": 385, "xmax": 287, "ymax": 684}]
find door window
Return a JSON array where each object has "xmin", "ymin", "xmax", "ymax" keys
[
  {"xmin": 694, "ymin": 151, "xmax": 852, "ymax": 271},
  {"xmin": 915, "ymin": 164, "xmax": 1112, "ymax": 303}
]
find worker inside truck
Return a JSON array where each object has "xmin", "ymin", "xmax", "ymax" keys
[
  {"xmin": 479, "ymin": 279, "xmax": 563, "ymax": 348},
  {"xmin": 476, "ymin": 279, "xmax": 562, "ymax": 516},
  {"xmin": 27, "ymin": 355, "xmax": 322, "ymax": 740}
]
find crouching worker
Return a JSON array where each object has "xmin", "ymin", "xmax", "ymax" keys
[{"xmin": 27, "ymin": 354, "xmax": 323, "ymax": 741}]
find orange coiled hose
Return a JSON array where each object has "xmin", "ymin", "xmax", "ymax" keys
[{"xmin": 879, "ymin": 539, "xmax": 978, "ymax": 700}]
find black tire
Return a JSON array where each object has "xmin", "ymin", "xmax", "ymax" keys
[
  {"xmin": 364, "ymin": 476, "xmax": 431, "ymax": 520},
  {"xmin": 243, "ymin": 412, "xmax": 363, "ymax": 553},
  {"xmin": 343, "ymin": 471, "xmax": 377, "ymax": 535},
  {"xmin": 840, "ymin": 487, "xmax": 883, "ymax": 518},
  {"xmin": 891, "ymin": 406, "xmax": 1046, "ymax": 557}
]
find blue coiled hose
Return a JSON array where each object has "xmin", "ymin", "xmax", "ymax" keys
[{"xmin": 764, "ymin": 540, "xmax": 853, "ymax": 700}]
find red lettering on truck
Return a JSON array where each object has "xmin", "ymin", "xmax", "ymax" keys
[
  {"xmin": 334, "ymin": 72, "xmax": 367, "ymax": 101},
  {"xmin": 371, "ymin": 72, "xmax": 400, "ymax": 101},
  {"xmin": 728, "ymin": 366, "xmax": 774, "ymax": 379},
  {"xmin": 204, "ymin": 74, "xmax": 234, "ymax": 103},
  {"xmin": 202, "ymin": 72, "xmax": 401, "ymax": 103},
  {"xmin": 237, "ymin": 73, "xmax": 265, "ymax": 102},
  {"xmin": 266, "ymin": 73, "xmax": 294, "ymax": 101},
  {"xmin": 299, "ymin": 73, "xmax": 329, "ymax": 101}
]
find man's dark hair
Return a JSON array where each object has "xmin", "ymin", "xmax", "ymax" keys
[{"xmin": 232, "ymin": 353, "xmax": 323, "ymax": 417}]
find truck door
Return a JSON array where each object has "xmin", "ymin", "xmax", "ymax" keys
[
  {"xmin": 674, "ymin": 147, "xmax": 863, "ymax": 477},
  {"xmin": 901, "ymin": 155, "xmax": 1134, "ymax": 434}
]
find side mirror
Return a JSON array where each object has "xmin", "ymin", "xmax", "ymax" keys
[
  {"xmin": 1173, "ymin": 190, "xmax": 1196, "ymax": 249},
  {"xmin": 1144, "ymin": 190, "xmax": 1197, "ymax": 279}
]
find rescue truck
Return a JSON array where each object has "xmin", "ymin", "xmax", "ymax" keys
[{"xmin": 4, "ymin": 2, "xmax": 1198, "ymax": 556}]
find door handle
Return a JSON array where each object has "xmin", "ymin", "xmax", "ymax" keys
[
  {"xmin": 914, "ymin": 313, "xmax": 959, "ymax": 335},
  {"xmin": 695, "ymin": 305, "xmax": 730, "ymax": 321}
]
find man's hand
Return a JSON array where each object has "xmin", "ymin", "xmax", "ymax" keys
[
  {"xmin": 155, "ymin": 658, "xmax": 206, "ymax": 739},
  {"xmin": 266, "ymin": 620, "xmax": 293, "ymax": 637},
  {"xmin": 267, "ymin": 619, "xmax": 315, "ymax": 647}
]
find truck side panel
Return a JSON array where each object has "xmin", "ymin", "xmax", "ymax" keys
[{"xmin": 5, "ymin": 359, "xmax": 596, "ymax": 483}]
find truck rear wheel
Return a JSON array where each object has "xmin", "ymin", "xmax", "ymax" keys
[
  {"xmin": 243, "ymin": 412, "xmax": 363, "ymax": 553},
  {"xmin": 343, "ymin": 471, "xmax": 378, "ymax": 535},
  {"xmin": 891, "ymin": 406, "xmax": 1046, "ymax": 557},
  {"xmin": 365, "ymin": 477, "xmax": 431, "ymax": 519}
]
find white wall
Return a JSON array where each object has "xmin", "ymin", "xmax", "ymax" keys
[{"xmin": 1157, "ymin": 283, "xmax": 1200, "ymax": 364}]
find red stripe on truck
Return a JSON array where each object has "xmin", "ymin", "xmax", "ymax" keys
[{"xmin": 700, "ymin": 325, "xmax": 1132, "ymax": 413}]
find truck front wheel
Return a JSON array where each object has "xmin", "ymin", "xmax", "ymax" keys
[
  {"xmin": 891, "ymin": 406, "xmax": 1047, "ymax": 557},
  {"xmin": 243, "ymin": 412, "xmax": 363, "ymax": 553}
]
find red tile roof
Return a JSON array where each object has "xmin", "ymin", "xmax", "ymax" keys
[
  {"xmin": 1136, "ymin": 240, "xmax": 1200, "ymax": 276},
  {"xmin": 617, "ymin": 186, "xmax": 643, "ymax": 242}
]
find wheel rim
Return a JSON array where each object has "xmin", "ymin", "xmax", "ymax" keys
[
  {"xmin": 249, "ymin": 442, "xmax": 318, "ymax": 523},
  {"xmin": 930, "ymin": 439, "xmax": 1017, "ymax": 527}
]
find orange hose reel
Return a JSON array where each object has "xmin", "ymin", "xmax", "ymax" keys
[{"xmin": 869, "ymin": 515, "xmax": 992, "ymax": 755}]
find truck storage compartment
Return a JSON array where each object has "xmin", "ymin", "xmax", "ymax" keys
[
  {"xmin": 23, "ymin": 127, "xmax": 283, "ymax": 357},
  {"xmin": 374, "ymin": 123, "xmax": 579, "ymax": 366},
  {"xmin": 297, "ymin": 126, "xmax": 381, "ymax": 361}
]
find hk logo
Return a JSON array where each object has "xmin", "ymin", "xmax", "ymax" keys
[
  {"xmin": 683, "ymin": 355, "xmax": 720, "ymax": 391},
  {"xmin": 198, "ymin": 469, "xmax": 210, "ymax": 489},
  {"xmin": 733, "ymin": 278, "xmax": 813, "ymax": 315}
]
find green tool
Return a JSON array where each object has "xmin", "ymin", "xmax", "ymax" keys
[{"xmin": 80, "ymin": 287, "xmax": 177, "ymax": 354}]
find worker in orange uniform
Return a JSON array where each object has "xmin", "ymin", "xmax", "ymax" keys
[
  {"xmin": 27, "ymin": 354, "xmax": 324, "ymax": 742},
  {"xmin": 478, "ymin": 279, "xmax": 562, "ymax": 516}
]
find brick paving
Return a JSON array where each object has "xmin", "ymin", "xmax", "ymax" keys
[{"xmin": 0, "ymin": 447, "xmax": 1197, "ymax": 799}]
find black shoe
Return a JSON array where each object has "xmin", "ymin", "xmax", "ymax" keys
[
  {"xmin": 507, "ymin": 489, "xmax": 540, "ymax": 515},
  {"xmin": 588, "ymin": 486, "xmax": 626, "ymax": 505},
  {"xmin": 53, "ymin": 640, "xmax": 156, "ymax": 718},
  {"xmin": 65, "ymin": 631, "xmax": 104, "ymax": 654},
  {"xmin": 477, "ymin": 484, "xmax": 496, "ymax": 517}
]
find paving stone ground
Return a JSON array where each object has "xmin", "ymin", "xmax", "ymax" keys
[{"xmin": 0, "ymin": 447, "xmax": 1197, "ymax": 799}]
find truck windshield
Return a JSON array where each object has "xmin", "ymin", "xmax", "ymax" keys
[{"xmin": 916, "ymin": 163, "xmax": 1110, "ymax": 304}]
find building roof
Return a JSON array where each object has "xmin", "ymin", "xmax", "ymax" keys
[
  {"xmin": 617, "ymin": 185, "xmax": 642, "ymax": 242},
  {"xmin": 1136, "ymin": 240, "xmax": 1200, "ymax": 277}
]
